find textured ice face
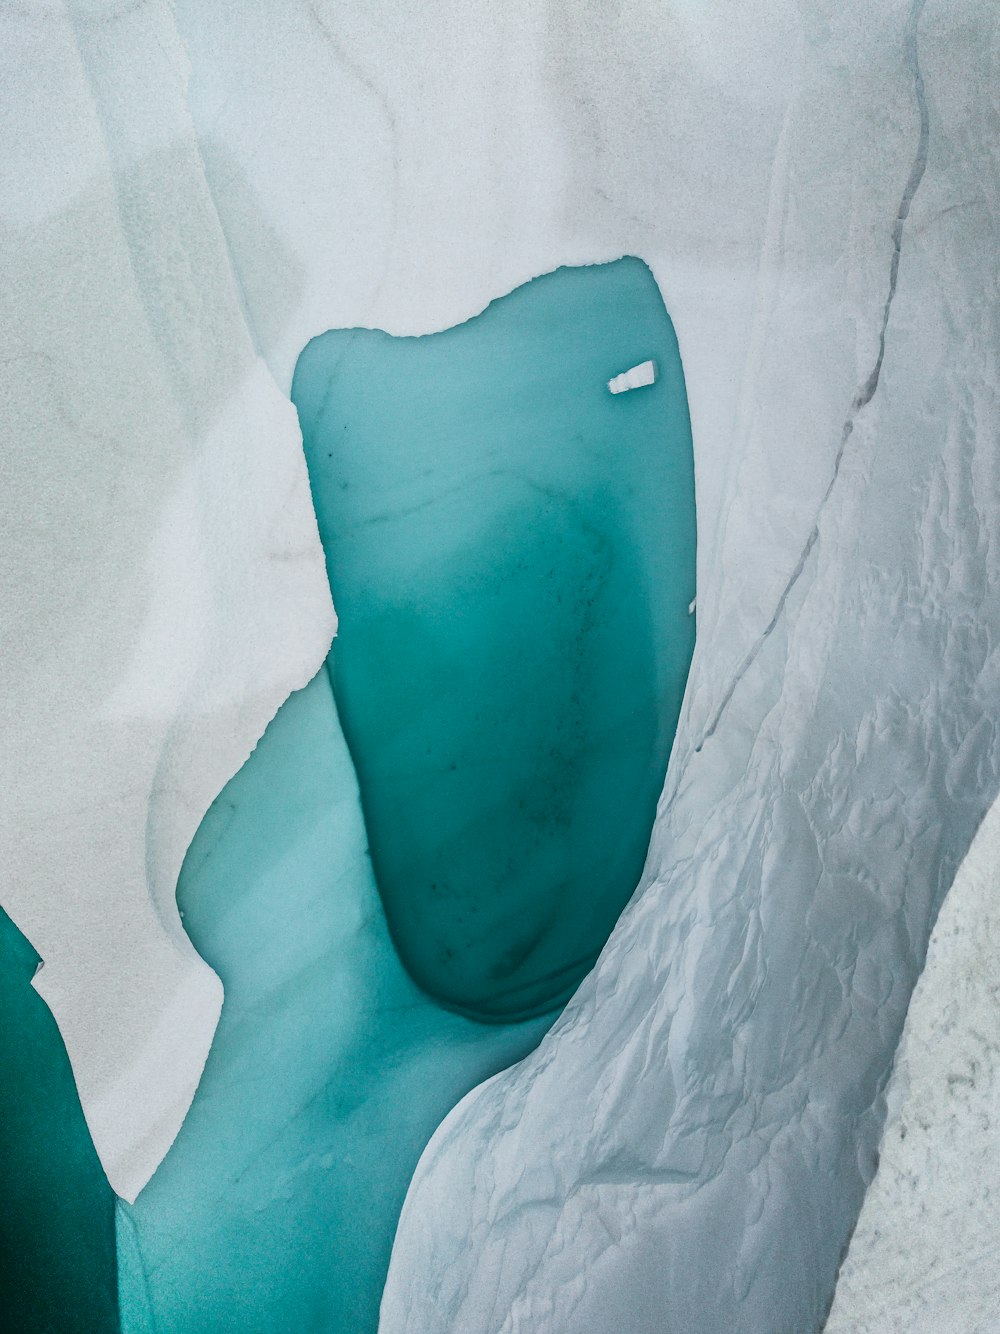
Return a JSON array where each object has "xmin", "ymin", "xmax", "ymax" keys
[
  {"xmin": 826, "ymin": 799, "xmax": 1000, "ymax": 1331},
  {"xmin": 115, "ymin": 259, "xmax": 696, "ymax": 1333},
  {"xmin": 0, "ymin": 909, "xmax": 118, "ymax": 1331},
  {"xmin": 4, "ymin": 0, "xmax": 999, "ymax": 1330}
]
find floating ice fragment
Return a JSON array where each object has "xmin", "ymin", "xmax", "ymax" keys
[{"xmin": 608, "ymin": 359, "xmax": 657, "ymax": 394}]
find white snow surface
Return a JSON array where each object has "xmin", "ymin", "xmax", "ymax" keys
[
  {"xmin": 826, "ymin": 798, "xmax": 1000, "ymax": 1331},
  {"xmin": 3, "ymin": 0, "xmax": 1000, "ymax": 1327}
]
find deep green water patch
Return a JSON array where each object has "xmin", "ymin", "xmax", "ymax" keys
[
  {"xmin": 294, "ymin": 257, "xmax": 696, "ymax": 1020},
  {"xmin": 0, "ymin": 908, "xmax": 118, "ymax": 1332}
]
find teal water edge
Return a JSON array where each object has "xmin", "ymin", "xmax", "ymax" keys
[
  {"xmin": 116, "ymin": 258, "xmax": 695, "ymax": 1332},
  {"xmin": 0, "ymin": 908, "xmax": 118, "ymax": 1333},
  {"xmin": 295, "ymin": 257, "xmax": 695, "ymax": 1020},
  {"xmin": 117, "ymin": 669, "xmax": 551, "ymax": 1333}
]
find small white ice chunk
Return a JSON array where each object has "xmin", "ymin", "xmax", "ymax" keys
[{"xmin": 608, "ymin": 359, "xmax": 657, "ymax": 394}]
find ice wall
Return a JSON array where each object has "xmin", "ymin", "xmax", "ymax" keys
[{"xmin": 4, "ymin": 0, "xmax": 999, "ymax": 1328}]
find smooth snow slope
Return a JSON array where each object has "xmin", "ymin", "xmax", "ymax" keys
[
  {"xmin": 4, "ymin": 0, "xmax": 999, "ymax": 1328},
  {"xmin": 0, "ymin": 0, "xmax": 334, "ymax": 1201}
]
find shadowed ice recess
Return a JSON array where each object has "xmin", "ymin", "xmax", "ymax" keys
[{"xmin": 116, "ymin": 257, "xmax": 695, "ymax": 1331}]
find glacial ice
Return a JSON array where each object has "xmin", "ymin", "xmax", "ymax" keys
[
  {"xmin": 608, "ymin": 360, "xmax": 657, "ymax": 394},
  {"xmin": 826, "ymin": 798, "xmax": 1000, "ymax": 1330},
  {"xmin": 4, "ymin": 0, "xmax": 999, "ymax": 1330},
  {"xmin": 0, "ymin": 0, "xmax": 334, "ymax": 1204},
  {"xmin": 380, "ymin": 5, "xmax": 1000, "ymax": 1329}
]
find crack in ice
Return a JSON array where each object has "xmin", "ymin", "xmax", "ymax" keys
[{"xmin": 694, "ymin": 0, "xmax": 930, "ymax": 755}]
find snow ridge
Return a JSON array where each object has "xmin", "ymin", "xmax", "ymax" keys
[{"xmin": 695, "ymin": 0, "xmax": 931, "ymax": 755}]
